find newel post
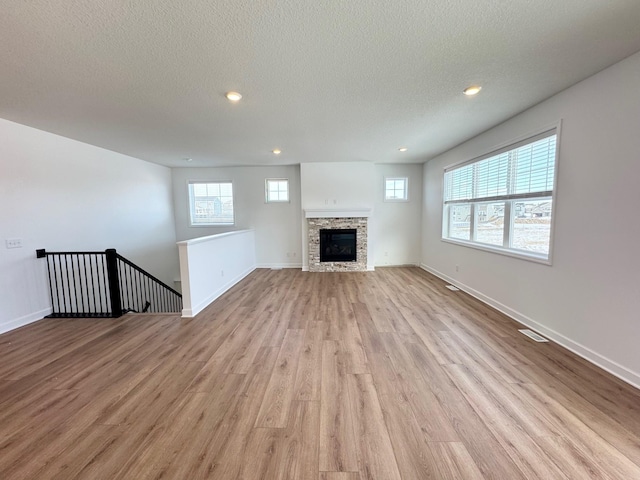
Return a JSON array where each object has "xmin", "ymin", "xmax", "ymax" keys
[{"xmin": 105, "ymin": 249, "xmax": 123, "ymax": 318}]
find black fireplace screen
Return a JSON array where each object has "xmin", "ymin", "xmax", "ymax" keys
[{"xmin": 319, "ymin": 229, "xmax": 357, "ymax": 262}]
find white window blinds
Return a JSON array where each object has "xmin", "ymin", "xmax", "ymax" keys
[{"xmin": 444, "ymin": 130, "xmax": 557, "ymax": 204}]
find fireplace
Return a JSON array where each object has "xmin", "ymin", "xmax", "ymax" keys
[
  {"xmin": 320, "ymin": 229, "xmax": 357, "ymax": 262},
  {"xmin": 306, "ymin": 213, "xmax": 369, "ymax": 272}
]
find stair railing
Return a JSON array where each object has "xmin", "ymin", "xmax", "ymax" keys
[{"xmin": 36, "ymin": 248, "xmax": 182, "ymax": 318}]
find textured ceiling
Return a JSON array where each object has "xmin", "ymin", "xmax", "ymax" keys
[{"xmin": 2, "ymin": 1, "xmax": 640, "ymax": 167}]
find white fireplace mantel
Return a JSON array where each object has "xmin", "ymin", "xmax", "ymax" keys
[{"xmin": 304, "ymin": 208, "xmax": 372, "ymax": 219}]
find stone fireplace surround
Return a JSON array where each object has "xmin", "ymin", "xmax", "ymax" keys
[{"xmin": 305, "ymin": 209, "xmax": 370, "ymax": 272}]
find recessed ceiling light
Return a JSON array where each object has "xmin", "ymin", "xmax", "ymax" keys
[
  {"xmin": 272, "ymin": 149, "xmax": 282, "ymax": 155},
  {"xmin": 184, "ymin": 158, "xmax": 193, "ymax": 162},
  {"xmin": 225, "ymin": 91, "xmax": 242, "ymax": 102},
  {"xmin": 463, "ymin": 85, "xmax": 482, "ymax": 96},
  {"xmin": 398, "ymin": 147, "xmax": 408, "ymax": 152}
]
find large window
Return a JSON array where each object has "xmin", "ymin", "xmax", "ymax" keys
[
  {"xmin": 188, "ymin": 181, "xmax": 234, "ymax": 226},
  {"xmin": 442, "ymin": 128, "xmax": 558, "ymax": 262}
]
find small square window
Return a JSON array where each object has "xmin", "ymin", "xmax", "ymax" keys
[
  {"xmin": 266, "ymin": 178, "xmax": 289, "ymax": 203},
  {"xmin": 384, "ymin": 177, "xmax": 408, "ymax": 201}
]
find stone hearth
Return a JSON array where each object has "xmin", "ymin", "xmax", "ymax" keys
[{"xmin": 307, "ymin": 217, "xmax": 367, "ymax": 272}]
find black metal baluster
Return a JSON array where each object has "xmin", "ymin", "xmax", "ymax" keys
[
  {"xmin": 51, "ymin": 254, "xmax": 60, "ymax": 315},
  {"xmin": 58, "ymin": 254, "xmax": 66, "ymax": 315},
  {"xmin": 100, "ymin": 254, "xmax": 109, "ymax": 313},
  {"xmin": 143, "ymin": 274, "xmax": 149, "ymax": 312},
  {"xmin": 118, "ymin": 259, "xmax": 124, "ymax": 311},
  {"xmin": 136, "ymin": 269, "xmax": 142, "ymax": 312},
  {"xmin": 123, "ymin": 262, "xmax": 129, "ymax": 311},
  {"xmin": 69, "ymin": 254, "xmax": 80, "ymax": 316},
  {"xmin": 153, "ymin": 283, "xmax": 160, "ymax": 312},
  {"xmin": 129, "ymin": 264, "xmax": 135, "ymax": 311},
  {"xmin": 127, "ymin": 264, "xmax": 134, "ymax": 311},
  {"xmin": 64, "ymin": 254, "xmax": 73, "ymax": 315},
  {"xmin": 82, "ymin": 254, "xmax": 90, "ymax": 315},
  {"xmin": 163, "ymin": 285, "xmax": 168, "ymax": 312},
  {"xmin": 88, "ymin": 254, "xmax": 96, "ymax": 315}
]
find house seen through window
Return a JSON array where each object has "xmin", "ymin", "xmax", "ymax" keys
[
  {"xmin": 188, "ymin": 181, "xmax": 234, "ymax": 226},
  {"xmin": 442, "ymin": 128, "xmax": 558, "ymax": 262}
]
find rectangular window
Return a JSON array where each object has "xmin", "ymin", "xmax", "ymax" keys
[
  {"xmin": 265, "ymin": 178, "xmax": 289, "ymax": 203},
  {"xmin": 442, "ymin": 128, "xmax": 558, "ymax": 262},
  {"xmin": 188, "ymin": 181, "xmax": 234, "ymax": 226},
  {"xmin": 384, "ymin": 177, "xmax": 408, "ymax": 201}
]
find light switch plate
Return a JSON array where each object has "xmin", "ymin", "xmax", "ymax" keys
[{"xmin": 6, "ymin": 238, "xmax": 23, "ymax": 249}]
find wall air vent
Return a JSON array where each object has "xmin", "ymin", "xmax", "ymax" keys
[
  {"xmin": 519, "ymin": 329, "xmax": 549, "ymax": 342},
  {"xmin": 445, "ymin": 285, "xmax": 460, "ymax": 291}
]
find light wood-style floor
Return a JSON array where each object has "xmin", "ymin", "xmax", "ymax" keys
[{"xmin": 1, "ymin": 267, "xmax": 640, "ymax": 479}]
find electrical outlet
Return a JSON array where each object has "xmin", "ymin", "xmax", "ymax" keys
[
  {"xmin": 221, "ymin": 270, "xmax": 224, "ymax": 277},
  {"xmin": 6, "ymin": 238, "xmax": 23, "ymax": 249},
  {"xmin": 384, "ymin": 251, "xmax": 388, "ymax": 257},
  {"xmin": 292, "ymin": 252, "xmax": 296, "ymax": 257},
  {"xmin": 455, "ymin": 264, "xmax": 459, "ymax": 272}
]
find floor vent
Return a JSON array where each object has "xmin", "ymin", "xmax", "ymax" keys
[
  {"xmin": 519, "ymin": 329, "xmax": 548, "ymax": 342},
  {"xmin": 445, "ymin": 285, "xmax": 460, "ymax": 291}
]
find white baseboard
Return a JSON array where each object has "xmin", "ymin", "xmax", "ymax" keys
[
  {"xmin": 420, "ymin": 263, "xmax": 640, "ymax": 390},
  {"xmin": 255, "ymin": 263, "xmax": 303, "ymax": 269},
  {"xmin": 0, "ymin": 307, "xmax": 52, "ymax": 335},
  {"xmin": 182, "ymin": 265, "xmax": 256, "ymax": 318},
  {"xmin": 375, "ymin": 262, "xmax": 420, "ymax": 268}
]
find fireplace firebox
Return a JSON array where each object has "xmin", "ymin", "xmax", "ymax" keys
[{"xmin": 319, "ymin": 228, "xmax": 357, "ymax": 262}]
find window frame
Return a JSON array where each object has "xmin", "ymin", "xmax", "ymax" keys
[
  {"xmin": 187, "ymin": 180, "xmax": 235, "ymax": 227},
  {"xmin": 441, "ymin": 123, "xmax": 561, "ymax": 264},
  {"xmin": 384, "ymin": 176, "xmax": 409, "ymax": 202},
  {"xmin": 265, "ymin": 178, "xmax": 290, "ymax": 203}
]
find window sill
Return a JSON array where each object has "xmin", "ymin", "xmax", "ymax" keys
[
  {"xmin": 441, "ymin": 237, "xmax": 552, "ymax": 265},
  {"xmin": 189, "ymin": 223, "xmax": 235, "ymax": 227}
]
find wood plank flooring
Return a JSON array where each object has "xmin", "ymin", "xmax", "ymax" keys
[{"xmin": 1, "ymin": 267, "xmax": 640, "ymax": 479}]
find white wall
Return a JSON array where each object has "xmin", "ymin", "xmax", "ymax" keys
[
  {"xmin": 300, "ymin": 162, "xmax": 376, "ymax": 269},
  {"xmin": 421, "ymin": 51, "xmax": 640, "ymax": 387},
  {"xmin": 373, "ymin": 164, "xmax": 423, "ymax": 266},
  {"xmin": 178, "ymin": 230, "xmax": 256, "ymax": 317},
  {"xmin": 0, "ymin": 119, "xmax": 179, "ymax": 333},
  {"xmin": 172, "ymin": 165, "xmax": 302, "ymax": 268}
]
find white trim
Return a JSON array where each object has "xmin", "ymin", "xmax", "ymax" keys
[
  {"xmin": 374, "ymin": 263, "xmax": 420, "ymax": 268},
  {"xmin": 0, "ymin": 307, "xmax": 52, "ymax": 335},
  {"xmin": 441, "ymin": 236, "xmax": 552, "ymax": 265},
  {"xmin": 177, "ymin": 229, "xmax": 253, "ymax": 246},
  {"xmin": 420, "ymin": 263, "xmax": 640, "ymax": 390},
  {"xmin": 255, "ymin": 263, "xmax": 303, "ymax": 269},
  {"xmin": 304, "ymin": 208, "xmax": 372, "ymax": 218}
]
